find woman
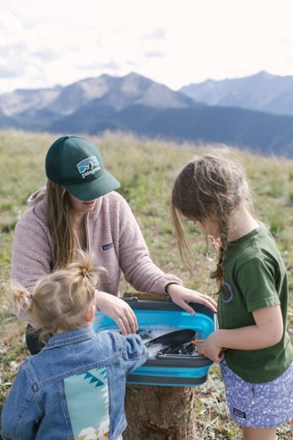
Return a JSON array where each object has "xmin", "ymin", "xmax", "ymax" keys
[{"xmin": 11, "ymin": 135, "xmax": 217, "ymax": 353}]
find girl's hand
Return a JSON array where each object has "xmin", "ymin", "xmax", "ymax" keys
[
  {"xmin": 167, "ymin": 284, "xmax": 217, "ymax": 314},
  {"xmin": 203, "ymin": 331, "xmax": 226, "ymax": 363},
  {"xmin": 96, "ymin": 290, "xmax": 138, "ymax": 335}
]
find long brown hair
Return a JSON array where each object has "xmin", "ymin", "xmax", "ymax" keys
[
  {"xmin": 46, "ymin": 180, "xmax": 76, "ymax": 268},
  {"xmin": 171, "ymin": 149, "xmax": 254, "ymax": 284}
]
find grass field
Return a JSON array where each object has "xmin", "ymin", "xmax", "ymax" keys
[{"xmin": 0, "ymin": 130, "xmax": 292, "ymax": 439}]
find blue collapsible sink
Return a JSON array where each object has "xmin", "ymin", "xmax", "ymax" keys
[{"xmin": 93, "ymin": 297, "xmax": 216, "ymax": 387}]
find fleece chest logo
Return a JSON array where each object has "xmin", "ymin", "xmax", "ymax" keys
[
  {"xmin": 102, "ymin": 243, "xmax": 113, "ymax": 250},
  {"xmin": 77, "ymin": 156, "xmax": 101, "ymax": 179}
]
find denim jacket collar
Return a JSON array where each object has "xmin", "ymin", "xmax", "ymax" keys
[{"xmin": 45, "ymin": 326, "xmax": 95, "ymax": 349}]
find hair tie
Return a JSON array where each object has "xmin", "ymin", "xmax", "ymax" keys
[{"xmin": 82, "ymin": 268, "xmax": 88, "ymax": 278}]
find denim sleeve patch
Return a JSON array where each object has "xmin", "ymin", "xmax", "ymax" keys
[{"xmin": 64, "ymin": 367, "xmax": 109, "ymax": 439}]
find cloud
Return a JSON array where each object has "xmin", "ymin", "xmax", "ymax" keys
[
  {"xmin": 77, "ymin": 59, "xmax": 123, "ymax": 73},
  {"xmin": 144, "ymin": 51, "xmax": 166, "ymax": 59},
  {"xmin": 32, "ymin": 49, "xmax": 60, "ymax": 62},
  {"xmin": 143, "ymin": 27, "xmax": 166, "ymax": 41},
  {"xmin": 1, "ymin": 0, "xmax": 293, "ymax": 93},
  {"xmin": 0, "ymin": 11, "xmax": 36, "ymax": 83}
]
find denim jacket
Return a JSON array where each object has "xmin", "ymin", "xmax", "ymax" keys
[{"xmin": 1, "ymin": 327, "xmax": 147, "ymax": 440}]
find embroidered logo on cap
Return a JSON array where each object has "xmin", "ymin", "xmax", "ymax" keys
[{"xmin": 77, "ymin": 156, "xmax": 101, "ymax": 179}]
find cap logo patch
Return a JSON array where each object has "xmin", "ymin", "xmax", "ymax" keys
[{"xmin": 77, "ymin": 156, "xmax": 101, "ymax": 179}]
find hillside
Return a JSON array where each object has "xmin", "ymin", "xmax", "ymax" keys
[
  {"xmin": 0, "ymin": 131, "xmax": 292, "ymax": 439},
  {"xmin": 43, "ymin": 104, "xmax": 293, "ymax": 159}
]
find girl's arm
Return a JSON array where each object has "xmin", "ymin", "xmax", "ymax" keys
[
  {"xmin": 110, "ymin": 332, "xmax": 148, "ymax": 373},
  {"xmin": 122, "ymin": 333, "xmax": 148, "ymax": 373},
  {"xmin": 203, "ymin": 304, "xmax": 283, "ymax": 363}
]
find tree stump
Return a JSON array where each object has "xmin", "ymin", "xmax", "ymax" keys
[
  {"xmin": 124, "ymin": 384, "xmax": 197, "ymax": 440},
  {"xmin": 123, "ymin": 291, "xmax": 197, "ymax": 440}
]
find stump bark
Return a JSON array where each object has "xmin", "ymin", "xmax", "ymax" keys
[
  {"xmin": 124, "ymin": 384, "xmax": 197, "ymax": 440},
  {"xmin": 123, "ymin": 291, "xmax": 197, "ymax": 440}
]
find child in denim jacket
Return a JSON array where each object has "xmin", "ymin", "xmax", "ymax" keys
[{"xmin": 1, "ymin": 252, "xmax": 147, "ymax": 440}]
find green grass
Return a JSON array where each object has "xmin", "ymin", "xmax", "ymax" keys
[{"xmin": 0, "ymin": 130, "xmax": 292, "ymax": 439}]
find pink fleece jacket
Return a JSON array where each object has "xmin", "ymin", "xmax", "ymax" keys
[{"xmin": 11, "ymin": 189, "xmax": 182, "ymax": 323}]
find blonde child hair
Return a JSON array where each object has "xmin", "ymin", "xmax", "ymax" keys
[{"xmin": 9, "ymin": 252, "xmax": 102, "ymax": 340}]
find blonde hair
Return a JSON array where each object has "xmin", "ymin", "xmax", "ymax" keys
[
  {"xmin": 9, "ymin": 252, "xmax": 103, "ymax": 340},
  {"xmin": 46, "ymin": 180, "xmax": 76, "ymax": 269},
  {"xmin": 171, "ymin": 149, "xmax": 255, "ymax": 284}
]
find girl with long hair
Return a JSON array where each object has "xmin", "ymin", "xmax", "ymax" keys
[{"xmin": 171, "ymin": 149, "xmax": 293, "ymax": 440}]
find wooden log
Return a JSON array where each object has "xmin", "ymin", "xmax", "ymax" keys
[
  {"xmin": 124, "ymin": 290, "xmax": 171, "ymax": 301},
  {"xmin": 123, "ymin": 291, "xmax": 197, "ymax": 440}
]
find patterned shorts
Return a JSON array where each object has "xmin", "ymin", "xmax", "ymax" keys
[{"xmin": 220, "ymin": 360, "xmax": 293, "ymax": 428}]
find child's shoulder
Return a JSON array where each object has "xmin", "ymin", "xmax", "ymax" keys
[{"xmin": 95, "ymin": 330, "xmax": 145, "ymax": 354}]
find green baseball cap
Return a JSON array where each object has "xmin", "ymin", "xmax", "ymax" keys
[{"xmin": 45, "ymin": 135, "xmax": 120, "ymax": 201}]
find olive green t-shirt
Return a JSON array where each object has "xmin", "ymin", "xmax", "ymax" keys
[{"xmin": 218, "ymin": 225, "xmax": 293, "ymax": 383}]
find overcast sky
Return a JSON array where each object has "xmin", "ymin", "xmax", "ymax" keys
[{"xmin": 1, "ymin": 0, "xmax": 293, "ymax": 94}]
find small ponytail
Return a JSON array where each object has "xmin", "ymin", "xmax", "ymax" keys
[
  {"xmin": 8, "ymin": 282, "xmax": 33, "ymax": 312},
  {"xmin": 82, "ymin": 268, "xmax": 89, "ymax": 278},
  {"xmin": 66, "ymin": 251, "xmax": 104, "ymax": 305},
  {"xmin": 9, "ymin": 251, "xmax": 105, "ymax": 339}
]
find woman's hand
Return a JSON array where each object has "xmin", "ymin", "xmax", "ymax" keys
[
  {"xmin": 96, "ymin": 290, "xmax": 138, "ymax": 335},
  {"xmin": 167, "ymin": 284, "xmax": 217, "ymax": 315}
]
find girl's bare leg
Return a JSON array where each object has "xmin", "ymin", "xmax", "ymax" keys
[{"xmin": 242, "ymin": 426, "xmax": 276, "ymax": 440}]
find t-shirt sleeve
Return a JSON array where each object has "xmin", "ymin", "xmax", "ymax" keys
[{"xmin": 236, "ymin": 257, "xmax": 281, "ymax": 313}]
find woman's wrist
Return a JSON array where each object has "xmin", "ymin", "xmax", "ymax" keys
[{"xmin": 165, "ymin": 282, "xmax": 179, "ymax": 294}]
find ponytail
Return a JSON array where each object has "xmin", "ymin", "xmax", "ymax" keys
[{"xmin": 9, "ymin": 252, "xmax": 105, "ymax": 340}]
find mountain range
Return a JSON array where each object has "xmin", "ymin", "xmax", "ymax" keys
[
  {"xmin": 180, "ymin": 71, "xmax": 293, "ymax": 116},
  {"xmin": 1, "ymin": 71, "xmax": 293, "ymax": 158}
]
